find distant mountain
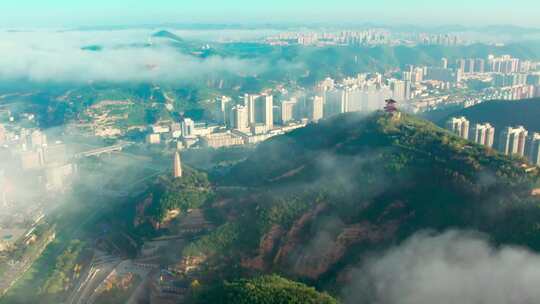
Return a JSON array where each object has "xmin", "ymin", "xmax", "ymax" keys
[
  {"xmin": 439, "ymin": 98, "xmax": 540, "ymax": 132},
  {"xmin": 181, "ymin": 112, "xmax": 540, "ymax": 295},
  {"xmin": 152, "ymin": 30, "xmax": 185, "ymax": 43},
  {"xmin": 81, "ymin": 43, "xmax": 153, "ymax": 52},
  {"xmin": 150, "ymin": 30, "xmax": 218, "ymax": 58},
  {"xmin": 81, "ymin": 44, "xmax": 103, "ymax": 51}
]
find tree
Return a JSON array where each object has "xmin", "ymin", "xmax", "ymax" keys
[{"xmin": 196, "ymin": 275, "xmax": 339, "ymax": 304}]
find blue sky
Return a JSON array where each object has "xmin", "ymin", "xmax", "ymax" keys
[{"xmin": 2, "ymin": 0, "xmax": 540, "ymax": 28}]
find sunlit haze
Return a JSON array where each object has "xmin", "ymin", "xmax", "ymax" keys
[{"xmin": 2, "ymin": 0, "xmax": 540, "ymax": 28}]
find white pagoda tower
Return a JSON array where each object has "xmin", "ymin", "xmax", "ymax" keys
[{"xmin": 173, "ymin": 151, "xmax": 183, "ymax": 178}]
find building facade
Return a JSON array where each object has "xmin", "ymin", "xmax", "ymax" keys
[
  {"xmin": 499, "ymin": 126, "xmax": 528, "ymax": 156},
  {"xmin": 446, "ymin": 117, "xmax": 470, "ymax": 140},
  {"xmin": 471, "ymin": 123, "xmax": 495, "ymax": 148}
]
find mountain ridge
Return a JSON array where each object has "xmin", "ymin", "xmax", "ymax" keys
[{"xmin": 179, "ymin": 111, "xmax": 540, "ymax": 298}]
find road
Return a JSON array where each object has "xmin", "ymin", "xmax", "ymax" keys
[
  {"xmin": 68, "ymin": 254, "xmax": 158, "ymax": 304},
  {"xmin": 75, "ymin": 142, "xmax": 133, "ymax": 158},
  {"xmin": 68, "ymin": 251, "xmax": 122, "ymax": 304}
]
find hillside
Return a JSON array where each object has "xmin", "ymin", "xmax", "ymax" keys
[
  {"xmin": 438, "ymin": 98, "xmax": 540, "ymax": 132},
  {"xmin": 213, "ymin": 42, "xmax": 540, "ymax": 86},
  {"xmin": 196, "ymin": 275, "xmax": 338, "ymax": 304},
  {"xmin": 184, "ymin": 111, "xmax": 540, "ymax": 299}
]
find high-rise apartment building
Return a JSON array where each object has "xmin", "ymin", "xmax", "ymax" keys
[
  {"xmin": 456, "ymin": 59, "xmax": 466, "ymax": 73},
  {"xmin": 324, "ymin": 89, "xmax": 347, "ymax": 117},
  {"xmin": 345, "ymin": 88, "xmax": 362, "ymax": 112},
  {"xmin": 254, "ymin": 95, "xmax": 273, "ymax": 130},
  {"xmin": 446, "ymin": 117, "xmax": 470, "ymax": 140},
  {"xmin": 181, "ymin": 118, "xmax": 195, "ymax": 137},
  {"xmin": 474, "ymin": 59, "xmax": 485, "ymax": 73},
  {"xmin": 471, "ymin": 123, "xmax": 495, "ymax": 148},
  {"xmin": 230, "ymin": 105, "xmax": 249, "ymax": 131},
  {"xmin": 499, "ymin": 126, "xmax": 528, "ymax": 156},
  {"xmin": 412, "ymin": 67, "xmax": 424, "ymax": 83},
  {"xmin": 307, "ymin": 96, "xmax": 324, "ymax": 122},
  {"xmin": 528, "ymin": 133, "xmax": 540, "ymax": 166},
  {"xmin": 390, "ymin": 80, "xmax": 409, "ymax": 101},
  {"xmin": 441, "ymin": 57, "xmax": 448, "ymax": 69},
  {"xmin": 216, "ymin": 96, "xmax": 231, "ymax": 124},
  {"xmin": 244, "ymin": 94, "xmax": 258, "ymax": 125},
  {"xmin": 466, "ymin": 58, "xmax": 476, "ymax": 73},
  {"xmin": 280, "ymin": 99, "xmax": 297, "ymax": 124},
  {"xmin": 244, "ymin": 94, "xmax": 273, "ymax": 130},
  {"xmin": 262, "ymin": 95, "xmax": 274, "ymax": 130}
]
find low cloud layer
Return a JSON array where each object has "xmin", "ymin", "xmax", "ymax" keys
[
  {"xmin": 343, "ymin": 230, "xmax": 540, "ymax": 304},
  {"xmin": 0, "ymin": 29, "xmax": 265, "ymax": 84}
]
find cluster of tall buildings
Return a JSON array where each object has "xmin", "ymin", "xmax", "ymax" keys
[
  {"xmin": 266, "ymin": 30, "xmax": 391, "ymax": 46},
  {"xmin": 488, "ymin": 55, "xmax": 529, "ymax": 74},
  {"xmin": 316, "ymin": 74, "xmax": 407, "ymax": 118},
  {"xmin": 455, "ymin": 55, "xmax": 534, "ymax": 75},
  {"xmin": 9, "ymin": 129, "xmax": 68, "ymax": 171},
  {"xmin": 492, "ymin": 73, "xmax": 530, "ymax": 87},
  {"xmin": 446, "ymin": 117, "xmax": 496, "ymax": 148},
  {"xmin": 494, "ymin": 85, "xmax": 540, "ymax": 101},
  {"xmin": 166, "ymin": 76, "xmax": 405, "ymax": 151},
  {"xmin": 456, "ymin": 58, "xmax": 487, "ymax": 74},
  {"xmin": 404, "ymin": 61, "xmax": 463, "ymax": 87},
  {"xmin": 446, "ymin": 116, "xmax": 540, "ymax": 166},
  {"xmin": 225, "ymin": 92, "xmax": 327, "ymax": 134},
  {"xmin": 417, "ymin": 33, "xmax": 461, "ymax": 46},
  {"xmin": 410, "ymin": 54, "xmax": 540, "ymax": 104},
  {"xmin": 402, "ymin": 55, "xmax": 538, "ymax": 100},
  {"xmin": 265, "ymin": 30, "xmax": 465, "ymax": 47},
  {"xmin": 403, "ymin": 66, "xmax": 427, "ymax": 84},
  {"xmin": 407, "ymin": 55, "xmax": 538, "ymax": 92},
  {"xmin": 266, "ymin": 30, "xmax": 467, "ymax": 48},
  {"xmin": 229, "ymin": 94, "xmax": 274, "ymax": 132},
  {"xmin": 453, "ymin": 54, "xmax": 540, "ymax": 99},
  {"xmin": 0, "ymin": 125, "xmax": 74, "ymax": 200},
  {"xmin": 485, "ymin": 60, "xmax": 540, "ymax": 100},
  {"xmin": 147, "ymin": 93, "xmax": 307, "ymax": 150}
]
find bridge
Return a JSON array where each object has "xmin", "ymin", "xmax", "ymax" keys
[{"xmin": 75, "ymin": 141, "xmax": 133, "ymax": 158}]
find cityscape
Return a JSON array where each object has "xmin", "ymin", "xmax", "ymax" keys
[
  {"xmin": 2, "ymin": 1, "xmax": 540, "ymax": 304},
  {"xmin": 264, "ymin": 29, "xmax": 463, "ymax": 47},
  {"xmin": 2, "ymin": 51, "xmax": 539, "ymax": 187}
]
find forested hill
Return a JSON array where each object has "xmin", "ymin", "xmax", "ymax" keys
[
  {"xmin": 230, "ymin": 111, "xmax": 535, "ymax": 189},
  {"xmin": 187, "ymin": 111, "xmax": 540, "ymax": 299},
  {"xmin": 439, "ymin": 98, "xmax": 540, "ymax": 131},
  {"xmin": 195, "ymin": 275, "xmax": 338, "ymax": 304}
]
